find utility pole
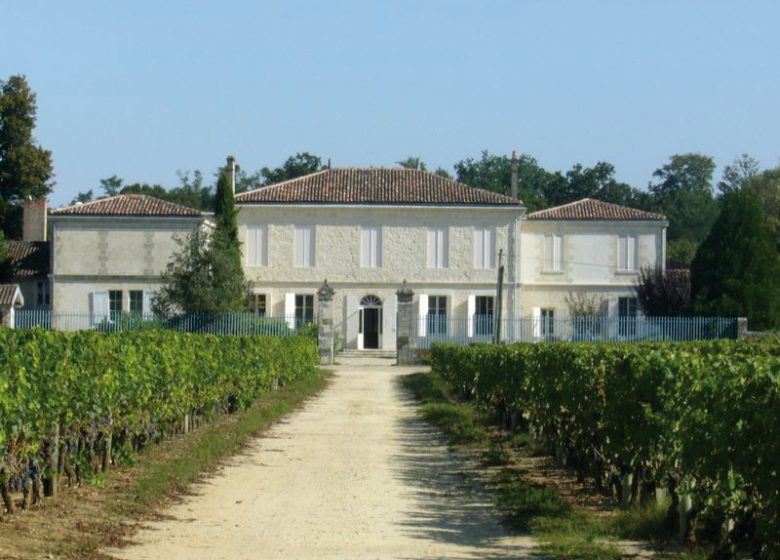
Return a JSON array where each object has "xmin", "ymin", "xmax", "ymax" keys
[{"xmin": 494, "ymin": 249, "xmax": 505, "ymax": 344}]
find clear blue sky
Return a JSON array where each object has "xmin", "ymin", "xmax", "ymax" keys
[{"xmin": 2, "ymin": 0, "xmax": 779, "ymax": 206}]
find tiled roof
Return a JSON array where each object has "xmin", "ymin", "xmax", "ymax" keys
[
  {"xmin": 0, "ymin": 284, "xmax": 21, "ymax": 307},
  {"xmin": 6, "ymin": 241, "xmax": 50, "ymax": 279},
  {"xmin": 527, "ymin": 198, "xmax": 666, "ymax": 221},
  {"xmin": 235, "ymin": 168, "xmax": 522, "ymax": 206},
  {"xmin": 50, "ymin": 195, "xmax": 202, "ymax": 217}
]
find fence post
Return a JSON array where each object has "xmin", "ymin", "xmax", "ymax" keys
[
  {"xmin": 316, "ymin": 280, "xmax": 336, "ymax": 365},
  {"xmin": 396, "ymin": 281, "xmax": 415, "ymax": 365}
]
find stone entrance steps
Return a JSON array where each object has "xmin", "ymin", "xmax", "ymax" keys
[{"xmin": 337, "ymin": 349, "xmax": 397, "ymax": 359}]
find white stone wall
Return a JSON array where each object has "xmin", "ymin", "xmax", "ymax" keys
[
  {"xmin": 520, "ymin": 220, "xmax": 666, "ymax": 316},
  {"xmin": 50, "ymin": 217, "xmax": 203, "ymax": 313},
  {"xmin": 239, "ymin": 204, "xmax": 523, "ymax": 350},
  {"xmin": 238, "ymin": 205, "xmax": 520, "ymax": 287}
]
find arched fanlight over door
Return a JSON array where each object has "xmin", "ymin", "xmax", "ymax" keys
[{"xmin": 360, "ymin": 295, "xmax": 383, "ymax": 308}]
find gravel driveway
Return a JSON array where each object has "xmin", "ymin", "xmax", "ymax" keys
[{"xmin": 109, "ymin": 359, "xmax": 535, "ymax": 560}]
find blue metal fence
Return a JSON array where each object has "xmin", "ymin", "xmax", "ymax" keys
[
  {"xmin": 412, "ymin": 315, "xmax": 739, "ymax": 348},
  {"xmin": 14, "ymin": 310, "xmax": 316, "ymax": 336}
]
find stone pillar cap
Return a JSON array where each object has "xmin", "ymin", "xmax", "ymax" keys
[{"xmin": 317, "ymin": 279, "xmax": 335, "ymax": 301}]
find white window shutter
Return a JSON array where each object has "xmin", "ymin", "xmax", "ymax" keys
[
  {"xmin": 418, "ymin": 294, "xmax": 429, "ymax": 337},
  {"xmin": 248, "ymin": 226, "xmax": 267, "ymax": 266},
  {"xmin": 427, "ymin": 230, "xmax": 436, "ymax": 268},
  {"xmin": 284, "ymin": 293, "xmax": 296, "ymax": 329},
  {"xmin": 441, "ymin": 229, "xmax": 448, "ymax": 268},
  {"xmin": 90, "ymin": 291, "xmax": 109, "ymax": 326},
  {"xmin": 294, "ymin": 226, "xmax": 303, "ymax": 266},
  {"xmin": 554, "ymin": 235, "xmax": 563, "ymax": 271},
  {"xmin": 474, "ymin": 228, "xmax": 484, "ymax": 269},
  {"xmin": 374, "ymin": 227, "xmax": 382, "ymax": 267},
  {"xmin": 544, "ymin": 235, "xmax": 553, "ymax": 271},
  {"xmin": 142, "ymin": 290, "xmax": 154, "ymax": 315},
  {"xmin": 361, "ymin": 227, "xmax": 371, "ymax": 267},
  {"xmin": 532, "ymin": 307, "xmax": 541, "ymax": 339},
  {"xmin": 618, "ymin": 235, "xmax": 627, "ymax": 270},
  {"xmin": 629, "ymin": 236, "xmax": 637, "ymax": 270},
  {"xmin": 486, "ymin": 227, "xmax": 495, "ymax": 268},
  {"xmin": 308, "ymin": 226, "xmax": 315, "ymax": 267},
  {"xmin": 467, "ymin": 294, "xmax": 476, "ymax": 337}
]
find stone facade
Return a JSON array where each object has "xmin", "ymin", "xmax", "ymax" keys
[{"xmin": 49, "ymin": 215, "xmax": 206, "ymax": 315}]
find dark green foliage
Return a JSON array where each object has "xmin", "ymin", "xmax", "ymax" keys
[
  {"xmin": 0, "ymin": 230, "xmax": 14, "ymax": 281},
  {"xmin": 453, "ymin": 150, "xmax": 649, "ymax": 212},
  {"xmin": 153, "ymin": 228, "xmax": 249, "ymax": 315},
  {"xmin": 649, "ymin": 154, "xmax": 719, "ymax": 243},
  {"xmin": 430, "ymin": 339, "xmax": 780, "ymax": 557},
  {"xmin": 691, "ymin": 189, "xmax": 780, "ymax": 329},
  {"xmin": 0, "ymin": 328, "xmax": 318, "ymax": 504},
  {"xmin": 744, "ymin": 167, "xmax": 780, "ymax": 251},
  {"xmin": 214, "ymin": 169, "xmax": 238, "ymax": 241},
  {"xmin": 718, "ymin": 154, "xmax": 760, "ymax": 197},
  {"xmin": 260, "ymin": 152, "xmax": 323, "ymax": 184},
  {"xmin": 633, "ymin": 267, "xmax": 691, "ymax": 316},
  {"xmin": 667, "ymin": 238, "xmax": 699, "ymax": 268},
  {"xmin": 0, "ymin": 75, "xmax": 54, "ymax": 237}
]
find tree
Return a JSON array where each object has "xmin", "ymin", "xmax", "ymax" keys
[
  {"xmin": 0, "ymin": 75, "xmax": 54, "ymax": 237},
  {"xmin": 397, "ymin": 156, "xmax": 426, "ymax": 170},
  {"xmin": 649, "ymin": 153, "xmax": 719, "ymax": 244},
  {"xmin": 743, "ymin": 166, "xmax": 780, "ymax": 251},
  {"xmin": 153, "ymin": 228, "xmax": 248, "ymax": 315},
  {"xmin": 0, "ymin": 231, "xmax": 14, "ymax": 282},
  {"xmin": 564, "ymin": 289, "xmax": 605, "ymax": 316},
  {"xmin": 633, "ymin": 267, "xmax": 691, "ymax": 316},
  {"xmin": 691, "ymin": 189, "xmax": 780, "ymax": 329},
  {"xmin": 70, "ymin": 190, "xmax": 94, "ymax": 204},
  {"xmin": 454, "ymin": 150, "xmax": 555, "ymax": 210},
  {"xmin": 99, "ymin": 175, "xmax": 123, "ymax": 196},
  {"xmin": 260, "ymin": 152, "xmax": 323, "ymax": 184},
  {"xmin": 214, "ymin": 169, "xmax": 238, "ymax": 242},
  {"xmin": 717, "ymin": 154, "xmax": 760, "ymax": 197}
]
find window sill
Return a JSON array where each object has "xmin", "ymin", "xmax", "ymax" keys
[
  {"xmin": 614, "ymin": 270, "xmax": 639, "ymax": 276},
  {"xmin": 541, "ymin": 270, "xmax": 564, "ymax": 275}
]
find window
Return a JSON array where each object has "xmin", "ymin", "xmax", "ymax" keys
[
  {"xmin": 475, "ymin": 295, "xmax": 494, "ymax": 336},
  {"xmin": 473, "ymin": 227, "xmax": 496, "ymax": 269},
  {"xmin": 427, "ymin": 228, "xmax": 448, "ymax": 269},
  {"xmin": 360, "ymin": 226, "xmax": 382, "ymax": 268},
  {"xmin": 544, "ymin": 234, "xmax": 563, "ymax": 272},
  {"xmin": 541, "ymin": 308, "xmax": 555, "ymax": 337},
  {"xmin": 428, "ymin": 295, "xmax": 447, "ymax": 335},
  {"xmin": 109, "ymin": 290, "xmax": 123, "ymax": 316},
  {"xmin": 246, "ymin": 226, "xmax": 268, "ymax": 267},
  {"xmin": 129, "ymin": 290, "xmax": 144, "ymax": 315},
  {"xmin": 249, "ymin": 294, "xmax": 267, "ymax": 316},
  {"xmin": 295, "ymin": 294, "xmax": 314, "ymax": 325},
  {"xmin": 294, "ymin": 225, "xmax": 315, "ymax": 267},
  {"xmin": 36, "ymin": 281, "xmax": 50, "ymax": 307},
  {"xmin": 618, "ymin": 297, "xmax": 638, "ymax": 336},
  {"xmin": 618, "ymin": 235, "xmax": 638, "ymax": 272}
]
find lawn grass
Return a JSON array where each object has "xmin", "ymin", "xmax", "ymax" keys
[{"xmin": 401, "ymin": 369, "xmax": 688, "ymax": 560}]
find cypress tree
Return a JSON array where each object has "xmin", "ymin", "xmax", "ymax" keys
[
  {"xmin": 214, "ymin": 169, "xmax": 238, "ymax": 242},
  {"xmin": 691, "ymin": 189, "xmax": 780, "ymax": 329}
]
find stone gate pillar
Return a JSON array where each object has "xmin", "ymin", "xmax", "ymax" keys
[
  {"xmin": 396, "ymin": 280, "xmax": 415, "ymax": 365},
  {"xmin": 317, "ymin": 280, "xmax": 335, "ymax": 365}
]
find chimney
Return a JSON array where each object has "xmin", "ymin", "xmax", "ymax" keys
[
  {"xmin": 226, "ymin": 155, "xmax": 236, "ymax": 195},
  {"xmin": 510, "ymin": 150, "xmax": 518, "ymax": 199},
  {"xmin": 23, "ymin": 197, "xmax": 47, "ymax": 242}
]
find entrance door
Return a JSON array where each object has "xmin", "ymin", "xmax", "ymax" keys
[
  {"xmin": 363, "ymin": 308, "xmax": 380, "ymax": 349},
  {"xmin": 358, "ymin": 294, "xmax": 383, "ymax": 350}
]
